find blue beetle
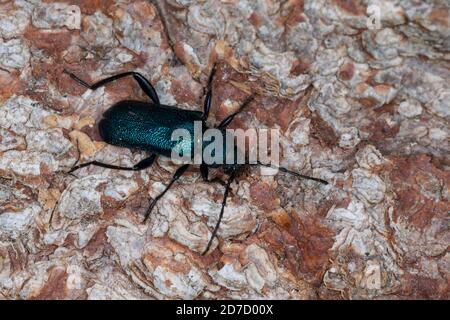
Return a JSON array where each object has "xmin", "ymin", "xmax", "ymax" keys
[{"xmin": 65, "ymin": 65, "xmax": 327, "ymax": 254}]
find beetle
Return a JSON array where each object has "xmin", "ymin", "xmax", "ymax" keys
[{"xmin": 64, "ymin": 65, "xmax": 327, "ymax": 255}]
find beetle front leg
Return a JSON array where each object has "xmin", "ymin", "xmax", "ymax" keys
[
  {"xmin": 217, "ymin": 95, "xmax": 254, "ymax": 129},
  {"xmin": 143, "ymin": 164, "xmax": 190, "ymax": 222},
  {"xmin": 200, "ymin": 164, "xmax": 227, "ymax": 186},
  {"xmin": 64, "ymin": 70, "xmax": 160, "ymax": 105},
  {"xmin": 69, "ymin": 154, "xmax": 157, "ymax": 173},
  {"xmin": 200, "ymin": 163, "xmax": 209, "ymax": 181},
  {"xmin": 201, "ymin": 63, "xmax": 217, "ymax": 121},
  {"xmin": 202, "ymin": 170, "xmax": 236, "ymax": 255}
]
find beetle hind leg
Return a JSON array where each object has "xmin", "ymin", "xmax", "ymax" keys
[
  {"xmin": 68, "ymin": 154, "xmax": 157, "ymax": 174},
  {"xmin": 64, "ymin": 70, "xmax": 160, "ymax": 105}
]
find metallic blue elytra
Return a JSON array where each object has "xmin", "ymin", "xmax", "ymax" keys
[{"xmin": 99, "ymin": 100, "xmax": 204, "ymax": 159}]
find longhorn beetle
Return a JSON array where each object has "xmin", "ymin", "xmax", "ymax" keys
[{"xmin": 64, "ymin": 65, "xmax": 328, "ymax": 255}]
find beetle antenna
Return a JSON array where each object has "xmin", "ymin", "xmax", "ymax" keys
[{"xmin": 253, "ymin": 161, "xmax": 328, "ymax": 185}]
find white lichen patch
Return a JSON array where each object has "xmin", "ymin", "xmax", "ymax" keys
[
  {"xmin": 32, "ymin": 3, "xmax": 81, "ymax": 30},
  {"xmin": 0, "ymin": 150, "xmax": 58, "ymax": 176},
  {"xmin": 141, "ymin": 241, "xmax": 210, "ymax": 299},
  {"xmin": 81, "ymin": 11, "xmax": 117, "ymax": 49},
  {"xmin": 244, "ymin": 244, "xmax": 278, "ymax": 294},
  {"xmin": 250, "ymin": 41, "xmax": 311, "ymax": 97},
  {"xmin": 0, "ymin": 38, "xmax": 30, "ymax": 70},
  {"xmin": 351, "ymin": 169, "xmax": 386, "ymax": 204},
  {"xmin": 0, "ymin": 128, "xmax": 26, "ymax": 151},
  {"xmin": 104, "ymin": 176, "xmax": 139, "ymax": 201},
  {"xmin": 167, "ymin": 217, "xmax": 211, "ymax": 254},
  {"xmin": 0, "ymin": 204, "xmax": 41, "ymax": 240},
  {"xmin": 209, "ymin": 263, "xmax": 248, "ymax": 291},
  {"xmin": 0, "ymin": 8, "xmax": 30, "ymax": 39},
  {"xmin": 0, "ymin": 95, "xmax": 51, "ymax": 135},
  {"xmin": 287, "ymin": 118, "xmax": 311, "ymax": 147},
  {"xmin": 57, "ymin": 176, "xmax": 106, "ymax": 219},
  {"xmin": 152, "ymin": 264, "xmax": 206, "ymax": 299},
  {"xmin": 429, "ymin": 90, "xmax": 450, "ymax": 118},
  {"xmin": 339, "ymin": 127, "xmax": 361, "ymax": 149},
  {"xmin": 106, "ymin": 223, "xmax": 147, "ymax": 267},
  {"xmin": 398, "ymin": 99, "xmax": 423, "ymax": 118},
  {"xmin": 152, "ymin": 190, "xmax": 206, "ymax": 250},
  {"xmin": 355, "ymin": 145, "xmax": 385, "ymax": 170},
  {"xmin": 25, "ymin": 129, "xmax": 72, "ymax": 155}
]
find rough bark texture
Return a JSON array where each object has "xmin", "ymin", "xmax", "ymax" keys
[{"xmin": 0, "ymin": 0, "xmax": 449, "ymax": 299}]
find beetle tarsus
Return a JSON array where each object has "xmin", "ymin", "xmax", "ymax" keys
[
  {"xmin": 218, "ymin": 95, "xmax": 255, "ymax": 129},
  {"xmin": 64, "ymin": 69, "xmax": 92, "ymax": 88},
  {"xmin": 255, "ymin": 162, "xmax": 329, "ymax": 185},
  {"xmin": 144, "ymin": 198, "xmax": 158, "ymax": 222}
]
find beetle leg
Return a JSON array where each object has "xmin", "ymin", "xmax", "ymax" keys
[
  {"xmin": 200, "ymin": 165, "xmax": 227, "ymax": 186},
  {"xmin": 202, "ymin": 63, "xmax": 217, "ymax": 121},
  {"xmin": 64, "ymin": 70, "xmax": 160, "ymax": 105},
  {"xmin": 143, "ymin": 164, "xmax": 190, "ymax": 222},
  {"xmin": 217, "ymin": 95, "xmax": 254, "ymax": 129},
  {"xmin": 209, "ymin": 178, "xmax": 227, "ymax": 187},
  {"xmin": 202, "ymin": 170, "xmax": 236, "ymax": 255},
  {"xmin": 200, "ymin": 163, "xmax": 209, "ymax": 181},
  {"xmin": 151, "ymin": 0, "xmax": 181, "ymax": 68},
  {"xmin": 69, "ymin": 154, "xmax": 157, "ymax": 173}
]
